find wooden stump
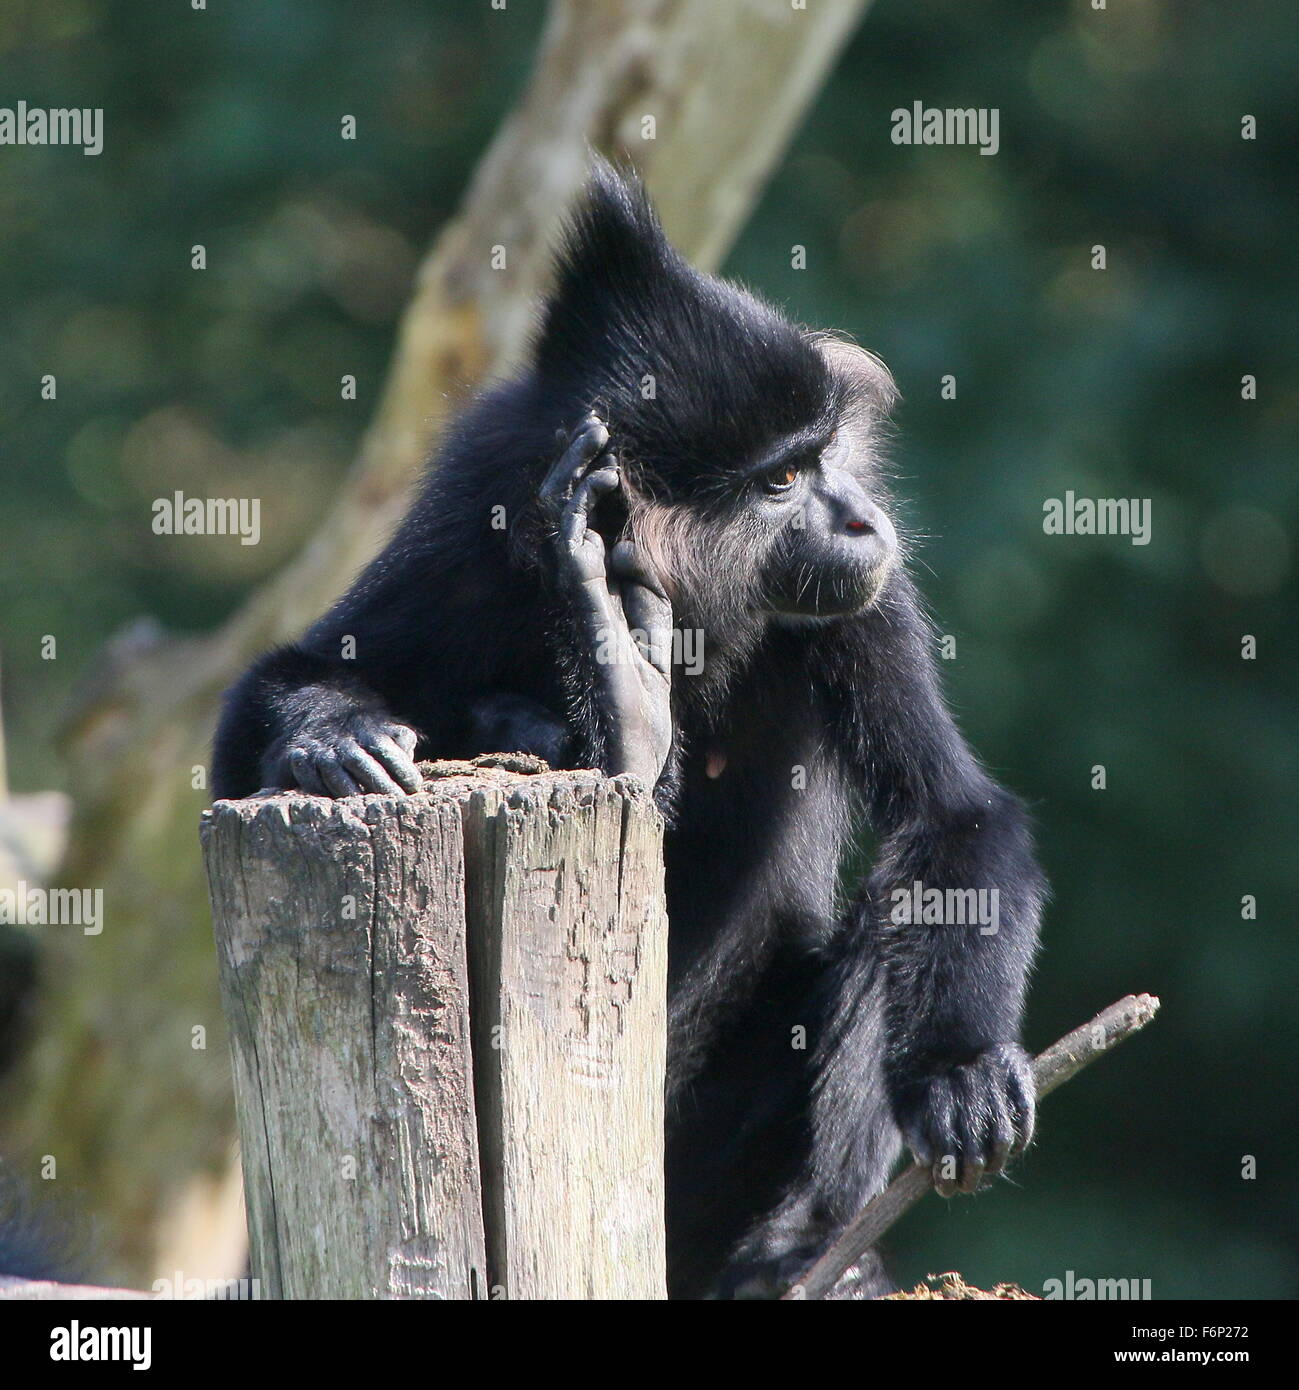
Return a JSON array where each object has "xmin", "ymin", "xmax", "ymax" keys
[{"xmin": 201, "ymin": 765, "xmax": 667, "ymax": 1300}]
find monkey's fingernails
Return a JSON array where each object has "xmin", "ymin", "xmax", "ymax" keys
[
  {"xmin": 388, "ymin": 723, "xmax": 419, "ymax": 756},
  {"xmin": 933, "ymin": 1161, "xmax": 959, "ymax": 1199},
  {"xmin": 957, "ymin": 1158, "xmax": 985, "ymax": 1194}
]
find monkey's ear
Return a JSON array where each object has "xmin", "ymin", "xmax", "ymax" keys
[
  {"xmin": 811, "ymin": 333, "xmax": 899, "ymax": 416},
  {"xmin": 535, "ymin": 159, "xmax": 680, "ymax": 379}
]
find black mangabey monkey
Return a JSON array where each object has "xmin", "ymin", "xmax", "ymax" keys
[{"xmin": 213, "ymin": 162, "xmax": 1045, "ymax": 1299}]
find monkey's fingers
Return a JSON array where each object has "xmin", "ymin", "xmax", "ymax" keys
[
  {"xmin": 540, "ymin": 411, "xmax": 609, "ymax": 515},
  {"xmin": 622, "ymin": 593, "xmax": 673, "ymax": 678},
  {"xmin": 289, "ymin": 746, "xmax": 362, "ymax": 798},
  {"xmin": 560, "ymin": 466, "xmax": 620, "ymax": 583},
  {"xmin": 338, "ymin": 743, "xmax": 409, "ymax": 797},
  {"xmin": 288, "ymin": 748, "xmax": 330, "ymax": 796},
  {"xmin": 361, "ymin": 728, "xmax": 423, "ymax": 794}
]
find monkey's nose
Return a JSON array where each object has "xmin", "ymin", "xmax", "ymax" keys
[{"xmin": 843, "ymin": 498, "xmax": 890, "ymax": 538}]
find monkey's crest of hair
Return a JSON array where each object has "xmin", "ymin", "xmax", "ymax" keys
[{"xmin": 534, "ymin": 159, "xmax": 848, "ymax": 501}]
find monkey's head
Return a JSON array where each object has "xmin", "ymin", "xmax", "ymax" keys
[{"xmin": 534, "ymin": 162, "xmax": 899, "ymax": 635}]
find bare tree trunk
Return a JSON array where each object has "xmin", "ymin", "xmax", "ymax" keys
[
  {"xmin": 204, "ymin": 769, "xmax": 667, "ymax": 1299},
  {"xmin": 4, "ymin": 0, "xmax": 870, "ymax": 1285}
]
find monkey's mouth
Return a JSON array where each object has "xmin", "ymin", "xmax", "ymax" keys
[{"xmin": 767, "ymin": 562, "xmax": 892, "ymax": 620}]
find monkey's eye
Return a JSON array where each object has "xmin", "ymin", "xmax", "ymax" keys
[{"xmin": 762, "ymin": 461, "xmax": 802, "ymax": 494}]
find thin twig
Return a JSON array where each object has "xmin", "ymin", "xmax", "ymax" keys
[{"xmin": 781, "ymin": 992, "xmax": 1162, "ymax": 1300}]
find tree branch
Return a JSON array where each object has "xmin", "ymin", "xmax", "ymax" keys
[{"xmin": 782, "ymin": 993, "xmax": 1162, "ymax": 1301}]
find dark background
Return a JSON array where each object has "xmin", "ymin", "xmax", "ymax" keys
[{"xmin": 1, "ymin": 1, "xmax": 1295, "ymax": 1295}]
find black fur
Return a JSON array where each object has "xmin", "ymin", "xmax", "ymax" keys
[{"xmin": 213, "ymin": 162, "xmax": 1045, "ymax": 1298}]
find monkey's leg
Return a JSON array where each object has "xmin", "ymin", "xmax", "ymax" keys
[
  {"xmin": 714, "ymin": 949, "xmax": 903, "ymax": 1299},
  {"xmin": 467, "ymin": 692, "xmax": 571, "ymax": 766}
]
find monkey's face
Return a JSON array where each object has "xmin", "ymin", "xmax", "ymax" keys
[
  {"xmin": 750, "ymin": 427, "xmax": 898, "ymax": 620},
  {"xmin": 536, "ymin": 166, "xmax": 900, "ymax": 629},
  {"xmin": 620, "ymin": 333, "xmax": 900, "ymax": 635},
  {"xmin": 624, "ymin": 415, "xmax": 898, "ymax": 640}
]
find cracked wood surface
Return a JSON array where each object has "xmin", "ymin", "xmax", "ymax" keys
[{"xmin": 202, "ymin": 768, "xmax": 667, "ymax": 1299}]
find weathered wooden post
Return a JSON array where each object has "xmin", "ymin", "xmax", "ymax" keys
[{"xmin": 201, "ymin": 763, "xmax": 668, "ymax": 1300}]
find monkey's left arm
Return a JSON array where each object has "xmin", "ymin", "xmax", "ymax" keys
[
  {"xmin": 827, "ymin": 575, "xmax": 1047, "ymax": 1197},
  {"xmin": 536, "ymin": 413, "xmax": 675, "ymax": 789}
]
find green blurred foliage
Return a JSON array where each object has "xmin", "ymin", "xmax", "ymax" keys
[
  {"xmin": 0, "ymin": 0, "xmax": 543, "ymax": 768},
  {"xmin": 1, "ymin": 0, "xmax": 1295, "ymax": 1297}
]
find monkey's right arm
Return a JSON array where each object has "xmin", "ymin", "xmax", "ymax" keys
[{"xmin": 212, "ymin": 643, "xmax": 424, "ymax": 799}]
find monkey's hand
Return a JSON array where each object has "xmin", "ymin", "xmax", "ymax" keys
[
  {"xmin": 270, "ymin": 707, "xmax": 422, "ymax": 798},
  {"xmin": 541, "ymin": 413, "xmax": 674, "ymax": 786},
  {"xmin": 890, "ymin": 1042, "xmax": 1036, "ymax": 1197}
]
